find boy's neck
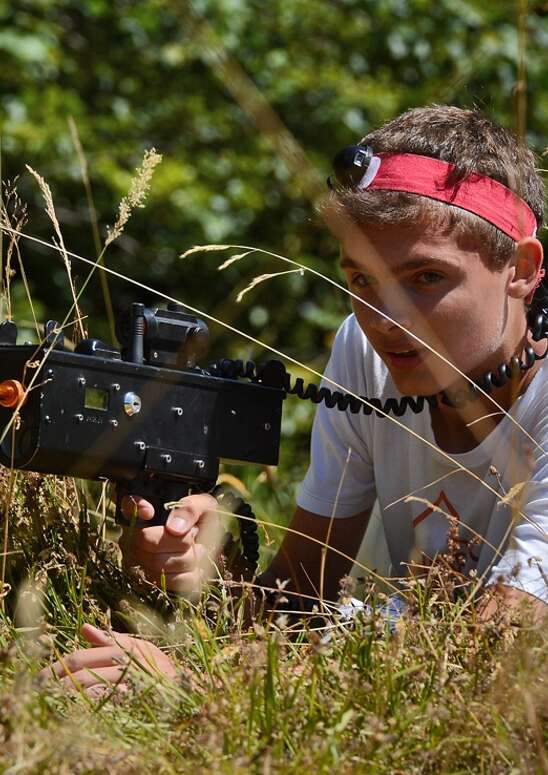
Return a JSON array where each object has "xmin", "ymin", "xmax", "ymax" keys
[{"xmin": 430, "ymin": 331, "xmax": 546, "ymax": 454}]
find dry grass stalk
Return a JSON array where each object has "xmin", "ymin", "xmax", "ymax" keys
[
  {"xmin": 319, "ymin": 446, "xmax": 352, "ymax": 605},
  {"xmin": 179, "ymin": 243, "xmax": 231, "ymax": 259},
  {"xmin": 0, "ymin": 181, "xmax": 29, "ymax": 324},
  {"xmin": 217, "ymin": 250, "xmax": 255, "ymax": 270},
  {"xmin": 236, "ymin": 268, "xmax": 304, "ymax": 303},
  {"xmin": 105, "ymin": 148, "xmax": 163, "ymax": 247},
  {"xmin": 498, "ymin": 481, "xmax": 527, "ymax": 508},
  {"xmin": 68, "ymin": 116, "xmax": 116, "ymax": 341},
  {"xmin": 13, "ymin": 239, "xmax": 40, "ymax": 336},
  {"xmin": 25, "ymin": 165, "xmax": 85, "ymax": 340}
]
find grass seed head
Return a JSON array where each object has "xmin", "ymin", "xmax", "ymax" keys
[{"xmin": 105, "ymin": 148, "xmax": 163, "ymax": 247}]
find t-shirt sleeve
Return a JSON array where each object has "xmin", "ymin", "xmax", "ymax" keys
[
  {"xmin": 296, "ymin": 317, "xmax": 377, "ymax": 518},
  {"xmin": 487, "ymin": 406, "xmax": 548, "ymax": 604}
]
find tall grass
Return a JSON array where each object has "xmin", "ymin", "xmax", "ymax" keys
[{"xmin": 0, "ymin": 466, "xmax": 546, "ymax": 773}]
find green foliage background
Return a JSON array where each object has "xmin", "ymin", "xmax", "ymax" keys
[{"xmin": 2, "ymin": 0, "xmax": 547, "ymax": 347}]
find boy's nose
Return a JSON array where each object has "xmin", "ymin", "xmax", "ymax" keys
[{"xmin": 366, "ymin": 303, "xmax": 412, "ymax": 336}]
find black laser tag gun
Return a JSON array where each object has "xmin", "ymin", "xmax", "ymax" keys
[{"xmin": 0, "ymin": 303, "xmax": 286, "ymax": 561}]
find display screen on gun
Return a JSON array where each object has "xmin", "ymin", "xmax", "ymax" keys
[{"xmin": 84, "ymin": 387, "xmax": 109, "ymax": 411}]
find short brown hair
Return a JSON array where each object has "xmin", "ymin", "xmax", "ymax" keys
[{"xmin": 329, "ymin": 105, "xmax": 545, "ymax": 270}]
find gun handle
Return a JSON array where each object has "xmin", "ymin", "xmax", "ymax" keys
[{"xmin": 115, "ymin": 479, "xmax": 197, "ymax": 528}]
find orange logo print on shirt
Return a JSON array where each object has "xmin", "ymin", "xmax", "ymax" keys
[
  {"xmin": 411, "ymin": 490, "xmax": 479, "ymax": 562},
  {"xmin": 412, "ymin": 490, "xmax": 460, "ymax": 528}
]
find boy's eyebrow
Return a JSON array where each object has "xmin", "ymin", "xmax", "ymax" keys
[{"xmin": 338, "ymin": 254, "xmax": 456, "ymax": 274}]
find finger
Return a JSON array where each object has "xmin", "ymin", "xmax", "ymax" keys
[
  {"xmin": 87, "ymin": 682, "xmax": 130, "ymax": 699},
  {"xmin": 148, "ymin": 568, "xmax": 206, "ymax": 596},
  {"xmin": 81, "ymin": 623, "xmax": 115, "ymax": 648},
  {"xmin": 196, "ymin": 507, "xmax": 225, "ymax": 553},
  {"xmin": 120, "ymin": 495, "xmax": 155, "ymax": 521},
  {"xmin": 81, "ymin": 623, "xmax": 139, "ymax": 653},
  {"xmin": 126, "ymin": 525, "xmax": 200, "ymax": 554},
  {"xmin": 130, "ymin": 543, "xmax": 206, "ymax": 575},
  {"xmin": 46, "ymin": 646, "xmax": 127, "ymax": 679},
  {"xmin": 61, "ymin": 665, "xmax": 127, "ymax": 691},
  {"xmin": 83, "ymin": 629, "xmax": 171, "ymax": 674},
  {"xmin": 86, "ymin": 684, "xmax": 108, "ymax": 699},
  {"xmin": 165, "ymin": 494, "xmax": 218, "ymax": 537}
]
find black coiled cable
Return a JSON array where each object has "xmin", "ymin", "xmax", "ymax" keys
[
  {"xmin": 211, "ymin": 484, "xmax": 260, "ymax": 578},
  {"xmin": 210, "ymin": 307, "xmax": 548, "ymax": 418},
  {"xmin": 441, "ymin": 307, "xmax": 548, "ymax": 408},
  {"xmin": 210, "ymin": 357, "xmax": 438, "ymax": 416}
]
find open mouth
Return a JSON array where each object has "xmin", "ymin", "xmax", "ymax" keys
[{"xmin": 385, "ymin": 348, "xmax": 424, "ymax": 368}]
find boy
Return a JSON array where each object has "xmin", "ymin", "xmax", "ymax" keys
[{"xmin": 47, "ymin": 106, "xmax": 547, "ymax": 690}]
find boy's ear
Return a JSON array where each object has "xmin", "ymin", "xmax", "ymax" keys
[{"xmin": 507, "ymin": 238, "xmax": 544, "ymax": 300}]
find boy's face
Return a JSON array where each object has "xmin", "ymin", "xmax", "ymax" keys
[{"xmin": 338, "ymin": 222, "xmax": 520, "ymax": 396}]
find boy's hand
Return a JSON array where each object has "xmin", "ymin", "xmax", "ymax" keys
[
  {"xmin": 118, "ymin": 493, "xmax": 222, "ymax": 595},
  {"xmin": 40, "ymin": 623, "xmax": 176, "ymax": 698}
]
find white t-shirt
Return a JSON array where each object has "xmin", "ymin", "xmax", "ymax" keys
[{"xmin": 297, "ymin": 314, "xmax": 548, "ymax": 603}]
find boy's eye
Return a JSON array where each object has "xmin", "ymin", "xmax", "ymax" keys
[
  {"xmin": 348, "ymin": 270, "xmax": 445, "ymax": 290},
  {"xmin": 350, "ymin": 273, "xmax": 376, "ymax": 289},
  {"xmin": 415, "ymin": 271, "xmax": 444, "ymax": 286}
]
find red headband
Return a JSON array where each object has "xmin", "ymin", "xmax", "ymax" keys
[{"xmin": 359, "ymin": 152, "xmax": 537, "ymax": 243}]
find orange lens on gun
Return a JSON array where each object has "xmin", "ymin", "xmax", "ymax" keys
[{"xmin": 0, "ymin": 380, "xmax": 26, "ymax": 408}]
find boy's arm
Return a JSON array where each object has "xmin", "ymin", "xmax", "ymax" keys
[
  {"xmin": 480, "ymin": 585, "xmax": 547, "ymax": 624},
  {"xmin": 259, "ymin": 506, "xmax": 372, "ymax": 603}
]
